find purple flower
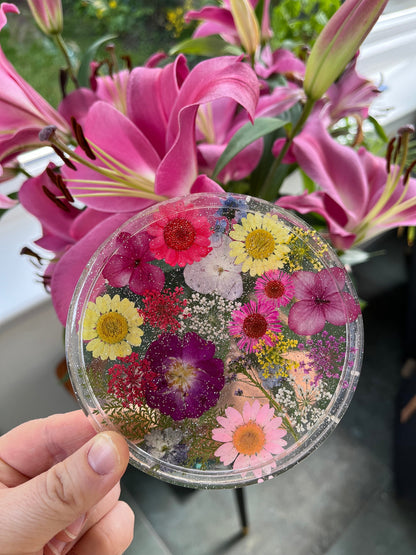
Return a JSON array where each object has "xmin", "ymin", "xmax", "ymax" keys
[
  {"xmin": 144, "ymin": 332, "xmax": 225, "ymax": 421},
  {"xmin": 103, "ymin": 232, "xmax": 164, "ymax": 295},
  {"xmin": 288, "ymin": 267, "xmax": 360, "ymax": 335}
]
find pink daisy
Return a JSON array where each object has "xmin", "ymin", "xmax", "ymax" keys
[
  {"xmin": 212, "ymin": 400, "xmax": 287, "ymax": 479},
  {"xmin": 254, "ymin": 270, "xmax": 295, "ymax": 307},
  {"xmin": 147, "ymin": 201, "xmax": 213, "ymax": 267},
  {"xmin": 228, "ymin": 299, "xmax": 282, "ymax": 353}
]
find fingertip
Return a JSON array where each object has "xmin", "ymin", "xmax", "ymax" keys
[{"xmin": 87, "ymin": 432, "xmax": 129, "ymax": 476}]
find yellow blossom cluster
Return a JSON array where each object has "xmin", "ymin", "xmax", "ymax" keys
[
  {"xmin": 286, "ymin": 227, "xmax": 329, "ymax": 271},
  {"xmin": 253, "ymin": 331, "xmax": 298, "ymax": 378}
]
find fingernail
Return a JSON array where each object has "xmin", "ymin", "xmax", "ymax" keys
[
  {"xmin": 87, "ymin": 433, "xmax": 119, "ymax": 475},
  {"xmin": 46, "ymin": 538, "xmax": 66, "ymax": 555},
  {"xmin": 62, "ymin": 513, "xmax": 86, "ymax": 540}
]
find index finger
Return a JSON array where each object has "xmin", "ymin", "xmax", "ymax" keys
[{"xmin": 0, "ymin": 410, "xmax": 97, "ymax": 478}]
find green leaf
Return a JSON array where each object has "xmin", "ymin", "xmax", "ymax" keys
[
  {"xmin": 368, "ymin": 115, "xmax": 389, "ymax": 143},
  {"xmin": 169, "ymin": 35, "xmax": 242, "ymax": 57},
  {"xmin": 213, "ymin": 118, "xmax": 285, "ymax": 178},
  {"xmin": 77, "ymin": 34, "xmax": 118, "ymax": 88}
]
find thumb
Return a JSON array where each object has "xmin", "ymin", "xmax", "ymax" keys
[{"xmin": 0, "ymin": 431, "xmax": 130, "ymax": 553}]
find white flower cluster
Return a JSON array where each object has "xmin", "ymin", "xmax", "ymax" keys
[
  {"xmin": 274, "ymin": 375, "xmax": 332, "ymax": 434},
  {"xmin": 179, "ymin": 292, "xmax": 241, "ymax": 345}
]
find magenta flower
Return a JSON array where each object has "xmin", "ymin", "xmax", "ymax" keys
[
  {"xmin": 144, "ymin": 332, "xmax": 225, "ymax": 421},
  {"xmin": 58, "ymin": 69, "xmax": 130, "ymax": 125},
  {"xmin": 147, "ymin": 200, "xmax": 213, "ymax": 267},
  {"xmin": 60, "ymin": 55, "xmax": 259, "ymax": 213},
  {"xmin": 0, "ymin": 3, "xmax": 18, "ymax": 31},
  {"xmin": 212, "ymin": 400, "xmax": 287, "ymax": 479},
  {"xmin": 254, "ymin": 270, "xmax": 295, "ymax": 307},
  {"xmin": 0, "ymin": 46, "xmax": 70, "ymax": 164},
  {"xmin": 288, "ymin": 267, "xmax": 360, "ymax": 336},
  {"xmin": 102, "ymin": 232, "xmax": 165, "ymax": 295},
  {"xmin": 186, "ymin": 0, "xmax": 272, "ymax": 48},
  {"xmin": 229, "ymin": 299, "xmax": 282, "ymax": 353},
  {"xmin": 276, "ymin": 117, "xmax": 416, "ymax": 249}
]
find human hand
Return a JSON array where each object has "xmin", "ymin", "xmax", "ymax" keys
[{"xmin": 0, "ymin": 410, "xmax": 134, "ymax": 554}]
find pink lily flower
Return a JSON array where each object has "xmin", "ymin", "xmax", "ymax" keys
[
  {"xmin": 59, "ymin": 55, "xmax": 259, "ymax": 213},
  {"xmin": 288, "ymin": 267, "xmax": 360, "ymax": 335},
  {"xmin": 275, "ymin": 117, "xmax": 416, "ymax": 249},
  {"xmin": 0, "ymin": 2, "xmax": 18, "ymax": 30},
  {"xmin": 18, "ymin": 165, "xmax": 134, "ymax": 323},
  {"xmin": 185, "ymin": 0, "xmax": 272, "ymax": 47},
  {"xmin": 324, "ymin": 55, "xmax": 381, "ymax": 124},
  {"xmin": 26, "ymin": 0, "xmax": 63, "ymax": 35},
  {"xmin": 0, "ymin": 192, "xmax": 17, "ymax": 208},
  {"xmin": 0, "ymin": 46, "xmax": 70, "ymax": 164},
  {"xmin": 58, "ymin": 68, "xmax": 130, "ymax": 125}
]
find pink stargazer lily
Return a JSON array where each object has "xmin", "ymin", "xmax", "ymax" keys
[
  {"xmin": 26, "ymin": 0, "xmax": 63, "ymax": 35},
  {"xmin": 59, "ymin": 55, "xmax": 259, "ymax": 213},
  {"xmin": 276, "ymin": 117, "xmax": 416, "ymax": 249},
  {"xmin": 58, "ymin": 68, "xmax": 130, "ymax": 124},
  {"xmin": 0, "ymin": 46, "xmax": 70, "ymax": 164},
  {"xmin": 18, "ymin": 166, "xmax": 134, "ymax": 323},
  {"xmin": 304, "ymin": 0, "xmax": 388, "ymax": 100},
  {"xmin": 185, "ymin": 0, "xmax": 272, "ymax": 47},
  {"xmin": 0, "ymin": 2, "xmax": 18, "ymax": 30}
]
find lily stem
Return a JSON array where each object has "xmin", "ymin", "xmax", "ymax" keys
[{"xmin": 259, "ymin": 96, "xmax": 316, "ymax": 201}]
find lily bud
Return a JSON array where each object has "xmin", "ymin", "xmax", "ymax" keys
[
  {"xmin": 26, "ymin": 0, "xmax": 63, "ymax": 35},
  {"xmin": 229, "ymin": 0, "xmax": 260, "ymax": 57},
  {"xmin": 304, "ymin": 0, "xmax": 388, "ymax": 101}
]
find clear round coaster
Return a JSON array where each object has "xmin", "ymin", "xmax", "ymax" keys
[{"xmin": 66, "ymin": 192, "xmax": 363, "ymax": 488}]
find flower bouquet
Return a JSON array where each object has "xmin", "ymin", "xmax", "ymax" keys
[{"xmin": 0, "ymin": 0, "xmax": 414, "ymax": 486}]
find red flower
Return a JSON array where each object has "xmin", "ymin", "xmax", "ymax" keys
[
  {"xmin": 147, "ymin": 201, "xmax": 213, "ymax": 267},
  {"xmin": 139, "ymin": 287, "xmax": 189, "ymax": 332},
  {"xmin": 107, "ymin": 353, "xmax": 157, "ymax": 407}
]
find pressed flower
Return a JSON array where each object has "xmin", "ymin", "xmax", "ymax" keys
[
  {"xmin": 288, "ymin": 267, "xmax": 361, "ymax": 336},
  {"xmin": 228, "ymin": 298, "xmax": 282, "ymax": 353},
  {"xmin": 147, "ymin": 201, "xmax": 213, "ymax": 267},
  {"xmin": 107, "ymin": 353, "xmax": 157, "ymax": 407},
  {"xmin": 139, "ymin": 287, "xmax": 188, "ymax": 332},
  {"xmin": 103, "ymin": 232, "xmax": 165, "ymax": 295},
  {"xmin": 229, "ymin": 212, "xmax": 291, "ymax": 276},
  {"xmin": 144, "ymin": 332, "xmax": 225, "ymax": 420},
  {"xmin": 254, "ymin": 269, "xmax": 295, "ymax": 307},
  {"xmin": 82, "ymin": 294, "xmax": 144, "ymax": 360},
  {"xmin": 253, "ymin": 331, "xmax": 299, "ymax": 380},
  {"xmin": 181, "ymin": 291, "xmax": 241, "ymax": 345},
  {"xmin": 298, "ymin": 330, "xmax": 348, "ymax": 383},
  {"xmin": 183, "ymin": 235, "xmax": 243, "ymax": 301},
  {"xmin": 216, "ymin": 194, "xmax": 248, "ymax": 225},
  {"xmin": 142, "ymin": 428, "xmax": 188, "ymax": 465},
  {"xmin": 212, "ymin": 400, "xmax": 287, "ymax": 479}
]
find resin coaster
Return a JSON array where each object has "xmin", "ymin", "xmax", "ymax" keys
[{"xmin": 66, "ymin": 193, "xmax": 363, "ymax": 488}]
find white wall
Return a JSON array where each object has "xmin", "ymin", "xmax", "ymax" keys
[{"xmin": 0, "ymin": 300, "xmax": 77, "ymax": 434}]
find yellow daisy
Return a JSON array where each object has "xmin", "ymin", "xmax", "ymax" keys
[
  {"xmin": 229, "ymin": 212, "xmax": 291, "ymax": 276},
  {"xmin": 82, "ymin": 294, "xmax": 144, "ymax": 360}
]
